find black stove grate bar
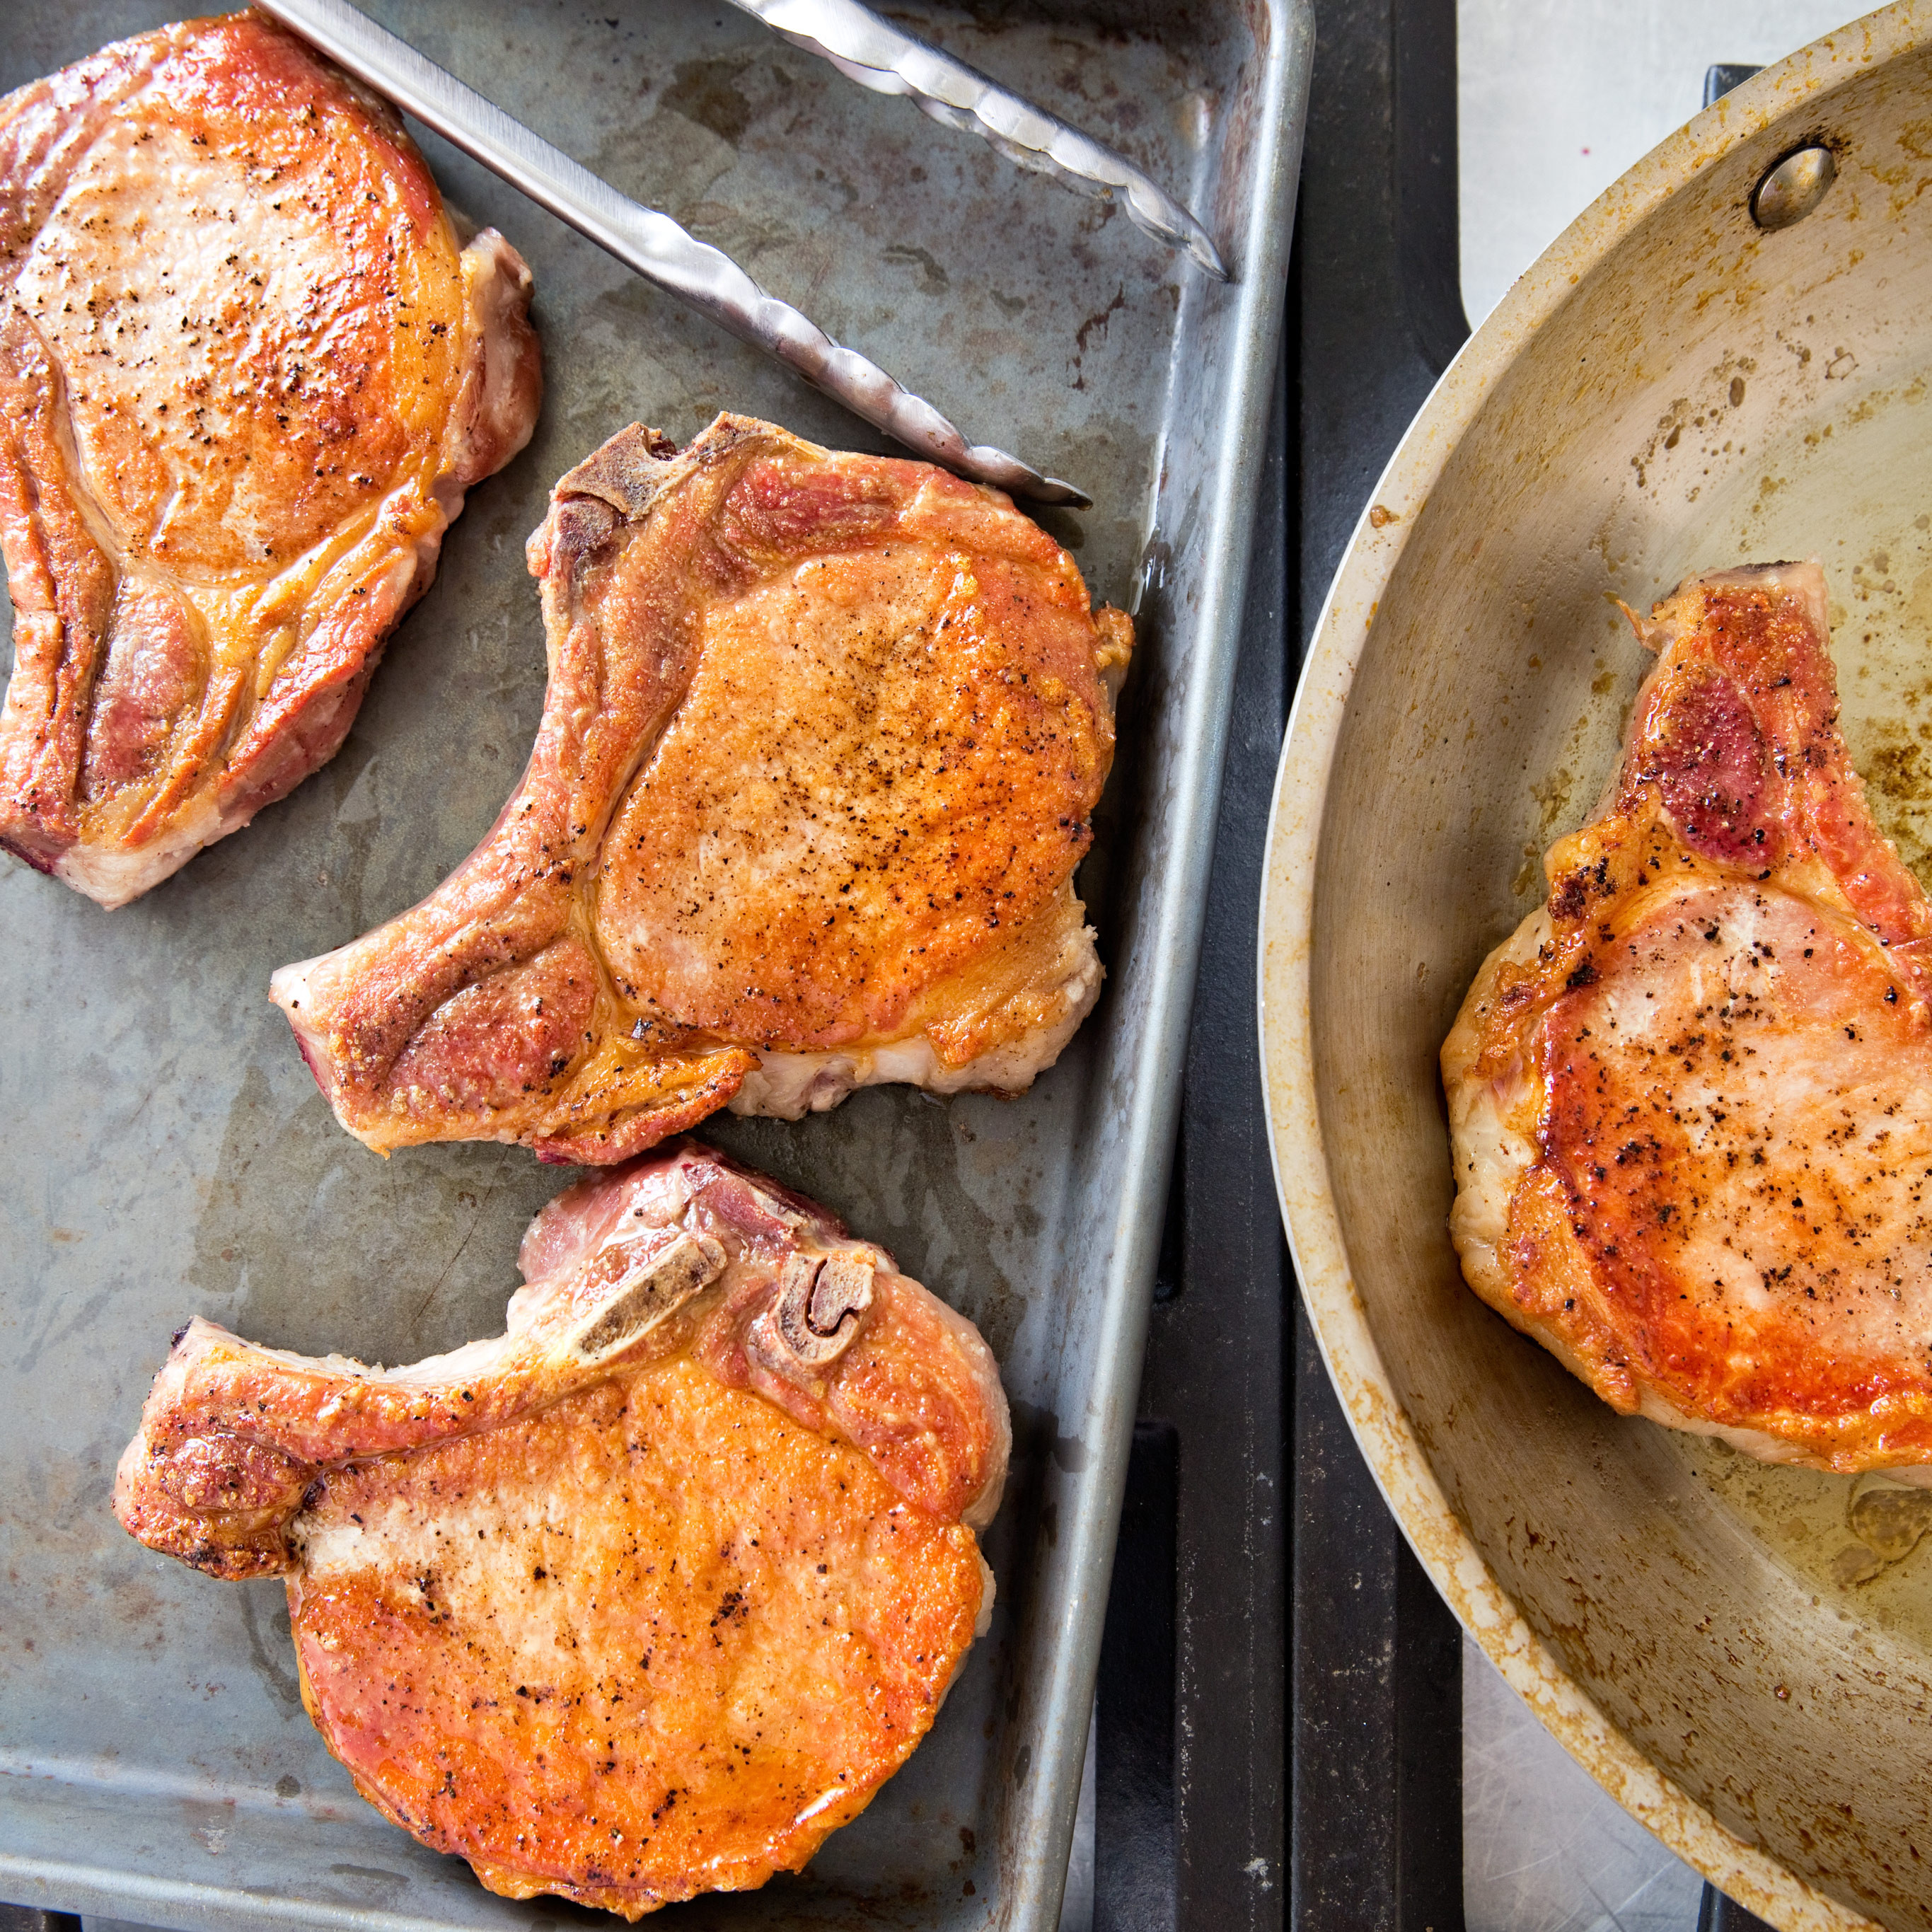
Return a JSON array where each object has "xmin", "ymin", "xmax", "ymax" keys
[
  {"xmin": 1110, "ymin": 331, "xmax": 1292, "ymax": 1932},
  {"xmin": 1285, "ymin": 0, "xmax": 1469, "ymax": 1912}
]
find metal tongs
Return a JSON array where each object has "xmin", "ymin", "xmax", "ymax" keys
[{"xmin": 257, "ymin": 0, "xmax": 1226, "ymax": 507}]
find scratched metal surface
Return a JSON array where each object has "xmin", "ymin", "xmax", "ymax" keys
[{"xmin": 0, "ymin": 2, "xmax": 1308, "ymax": 1928}]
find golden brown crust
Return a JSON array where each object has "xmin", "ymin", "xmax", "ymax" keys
[
  {"xmin": 1445, "ymin": 562, "xmax": 1932, "ymax": 1470},
  {"xmin": 0, "ymin": 14, "xmax": 540, "ymax": 903},
  {"xmin": 272, "ymin": 414, "xmax": 1130, "ymax": 1159},
  {"xmin": 287, "ymin": 1367, "xmax": 982, "ymax": 1916}
]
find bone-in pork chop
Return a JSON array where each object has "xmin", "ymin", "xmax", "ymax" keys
[
  {"xmin": 1445, "ymin": 562, "xmax": 1932, "ymax": 1474},
  {"xmin": 272, "ymin": 413, "xmax": 1131, "ymax": 1162},
  {"xmin": 116, "ymin": 1140, "xmax": 1008, "ymax": 1918},
  {"xmin": 0, "ymin": 15, "xmax": 541, "ymax": 906}
]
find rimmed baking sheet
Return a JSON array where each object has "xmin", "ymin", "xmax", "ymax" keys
[{"xmin": 0, "ymin": 1, "xmax": 1309, "ymax": 1925}]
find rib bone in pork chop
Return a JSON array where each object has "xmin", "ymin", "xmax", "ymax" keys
[
  {"xmin": 115, "ymin": 1140, "xmax": 1009, "ymax": 1918},
  {"xmin": 272, "ymin": 413, "xmax": 1132, "ymax": 1162},
  {"xmin": 0, "ymin": 15, "xmax": 541, "ymax": 906},
  {"xmin": 1445, "ymin": 561, "xmax": 1932, "ymax": 1474}
]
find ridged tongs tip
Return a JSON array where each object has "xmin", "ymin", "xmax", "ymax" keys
[{"xmin": 731, "ymin": 0, "xmax": 1229, "ymax": 282}]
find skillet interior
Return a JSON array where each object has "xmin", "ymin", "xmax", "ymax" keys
[{"xmin": 1263, "ymin": 8, "xmax": 1932, "ymax": 1928}]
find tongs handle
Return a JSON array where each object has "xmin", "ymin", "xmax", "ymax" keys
[
  {"xmin": 729, "ymin": 0, "xmax": 1230, "ymax": 282},
  {"xmin": 253, "ymin": 0, "xmax": 1089, "ymax": 507}
]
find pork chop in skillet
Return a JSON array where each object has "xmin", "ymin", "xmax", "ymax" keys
[
  {"xmin": 272, "ymin": 413, "xmax": 1133, "ymax": 1162},
  {"xmin": 1445, "ymin": 561, "xmax": 1932, "ymax": 1475},
  {"xmin": 116, "ymin": 1140, "xmax": 1009, "ymax": 1917},
  {"xmin": 0, "ymin": 14, "xmax": 541, "ymax": 906}
]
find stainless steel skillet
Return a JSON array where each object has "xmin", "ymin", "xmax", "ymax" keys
[{"xmin": 1262, "ymin": 6, "xmax": 1932, "ymax": 1928}]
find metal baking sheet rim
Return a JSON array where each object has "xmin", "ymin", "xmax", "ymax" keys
[
  {"xmin": 0, "ymin": 2, "xmax": 1314, "ymax": 1928},
  {"xmin": 1259, "ymin": 6, "xmax": 1930, "ymax": 1930}
]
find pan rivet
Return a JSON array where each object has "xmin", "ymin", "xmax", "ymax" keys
[{"xmin": 1751, "ymin": 145, "xmax": 1836, "ymax": 229}]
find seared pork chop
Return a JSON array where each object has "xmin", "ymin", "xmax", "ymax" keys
[
  {"xmin": 272, "ymin": 413, "xmax": 1132, "ymax": 1162},
  {"xmin": 115, "ymin": 1140, "xmax": 1008, "ymax": 1918},
  {"xmin": 1445, "ymin": 561, "xmax": 1932, "ymax": 1474},
  {"xmin": 0, "ymin": 14, "xmax": 541, "ymax": 906}
]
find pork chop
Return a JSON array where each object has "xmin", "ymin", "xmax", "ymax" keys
[
  {"xmin": 115, "ymin": 1140, "xmax": 1009, "ymax": 1918},
  {"xmin": 271, "ymin": 413, "xmax": 1132, "ymax": 1162},
  {"xmin": 1445, "ymin": 561, "xmax": 1932, "ymax": 1475},
  {"xmin": 0, "ymin": 14, "xmax": 541, "ymax": 906}
]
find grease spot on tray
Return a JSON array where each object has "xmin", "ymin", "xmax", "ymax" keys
[
  {"xmin": 659, "ymin": 55, "xmax": 759, "ymax": 148},
  {"xmin": 241, "ymin": 1582, "xmax": 301, "ymax": 1711}
]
